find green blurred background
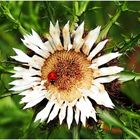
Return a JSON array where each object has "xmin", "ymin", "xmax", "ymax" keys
[{"xmin": 0, "ymin": 1, "xmax": 140, "ymax": 139}]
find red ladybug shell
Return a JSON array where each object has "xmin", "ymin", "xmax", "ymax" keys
[{"xmin": 48, "ymin": 71, "xmax": 57, "ymax": 82}]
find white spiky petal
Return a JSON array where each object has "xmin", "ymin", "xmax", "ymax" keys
[{"xmin": 10, "ymin": 21, "xmax": 123, "ymax": 129}]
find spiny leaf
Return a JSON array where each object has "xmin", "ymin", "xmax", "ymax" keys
[
  {"xmin": 105, "ymin": 33, "xmax": 140, "ymax": 53},
  {"xmin": 62, "ymin": 4, "xmax": 74, "ymax": 16},
  {"xmin": 96, "ymin": 2, "xmax": 127, "ymax": 43},
  {"xmin": 0, "ymin": 1, "xmax": 27, "ymax": 35},
  {"xmin": 97, "ymin": 108, "xmax": 123, "ymax": 128},
  {"xmin": 97, "ymin": 108, "xmax": 140, "ymax": 139},
  {"xmin": 119, "ymin": 33, "xmax": 140, "ymax": 53}
]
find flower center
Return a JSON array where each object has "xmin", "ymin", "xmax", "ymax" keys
[
  {"xmin": 41, "ymin": 50, "xmax": 93, "ymax": 102},
  {"xmin": 54, "ymin": 59, "xmax": 82, "ymax": 90}
]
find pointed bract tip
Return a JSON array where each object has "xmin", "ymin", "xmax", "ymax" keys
[
  {"xmin": 67, "ymin": 124, "xmax": 71, "ymax": 129},
  {"xmin": 80, "ymin": 21, "xmax": 85, "ymax": 27},
  {"xmin": 23, "ymin": 105, "xmax": 30, "ymax": 110},
  {"xmin": 9, "ymin": 81, "xmax": 14, "ymax": 85},
  {"xmin": 67, "ymin": 20, "xmax": 70, "ymax": 25},
  {"xmin": 34, "ymin": 117, "xmax": 40, "ymax": 122},
  {"xmin": 64, "ymin": 21, "xmax": 70, "ymax": 28},
  {"xmin": 98, "ymin": 26, "xmax": 101, "ymax": 30},
  {"xmin": 19, "ymin": 100, "xmax": 24, "ymax": 104},
  {"xmin": 55, "ymin": 20, "xmax": 59, "ymax": 26},
  {"xmin": 81, "ymin": 21, "xmax": 85, "ymax": 25},
  {"xmin": 31, "ymin": 28, "xmax": 35, "ymax": 33},
  {"xmin": 104, "ymin": 39, "xmax": 108, "ymax": 43},
  {"xmin": 13, "ymin": 47, "xmax": 18, "ymax": 52},
  {"xmin": 21, "ymin": 38, "xmax": 24, "ymax": 42},
  {"xmin": 50, "ymin": 21, "xmax": 54, "ymax": 27}
]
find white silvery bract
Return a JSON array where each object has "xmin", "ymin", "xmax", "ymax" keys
[{"xmin": 10, "ymin": 21, "xmax": 124, "ymax": 129}]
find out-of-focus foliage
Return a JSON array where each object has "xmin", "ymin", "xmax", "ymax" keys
[{"xmin": 0, "ymin": 1, "xmax": 140, "ymax": 139}]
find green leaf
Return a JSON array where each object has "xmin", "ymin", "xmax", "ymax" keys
[
  {"xmin": 0, "ymin": 65, "xmax": 14, "ymax": 74},
  {"xmin": 121, "ymin": 80, "xmax": 140, "ymax": 104},
  {"xmin": 78, "ymin": 1, "xmax": 89, "ymax": 16},
  {"xmin": 117, "ymin": 108, "xmax": 140, "ymax": 119},
  {"xmin": 72, "ymin": 125, "xmax": 79, "ymax": 139},
  {"xmin": 118, "ymin": 71, "xmax": 140, "ymax": 82},
  {"xmin": 87, "ymin": 6, "xmax": 101, "ymax": 12},
  {"xmin": 80, "ymin": 126, "xmax": 97, "ymax": 139},
  {"xmin": 0, "ymin": 96, "xmax": 33, "ymax": 138},
  {"xmin": 47, "ymin": 124, "xmax": 71, "ymax": 139},
  {"xmin": 73, "ymin": 1, "xmax": 79, "ymax": 16}
]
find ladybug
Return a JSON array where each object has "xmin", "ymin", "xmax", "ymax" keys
[{"xmin": 48, "ymin": 71, "xmax": 57, "ymax": 84}]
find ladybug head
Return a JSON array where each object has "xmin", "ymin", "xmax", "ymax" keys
[{"xmin": 47, "ymin": 71, "xmax": 57, "ymax": 84}]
